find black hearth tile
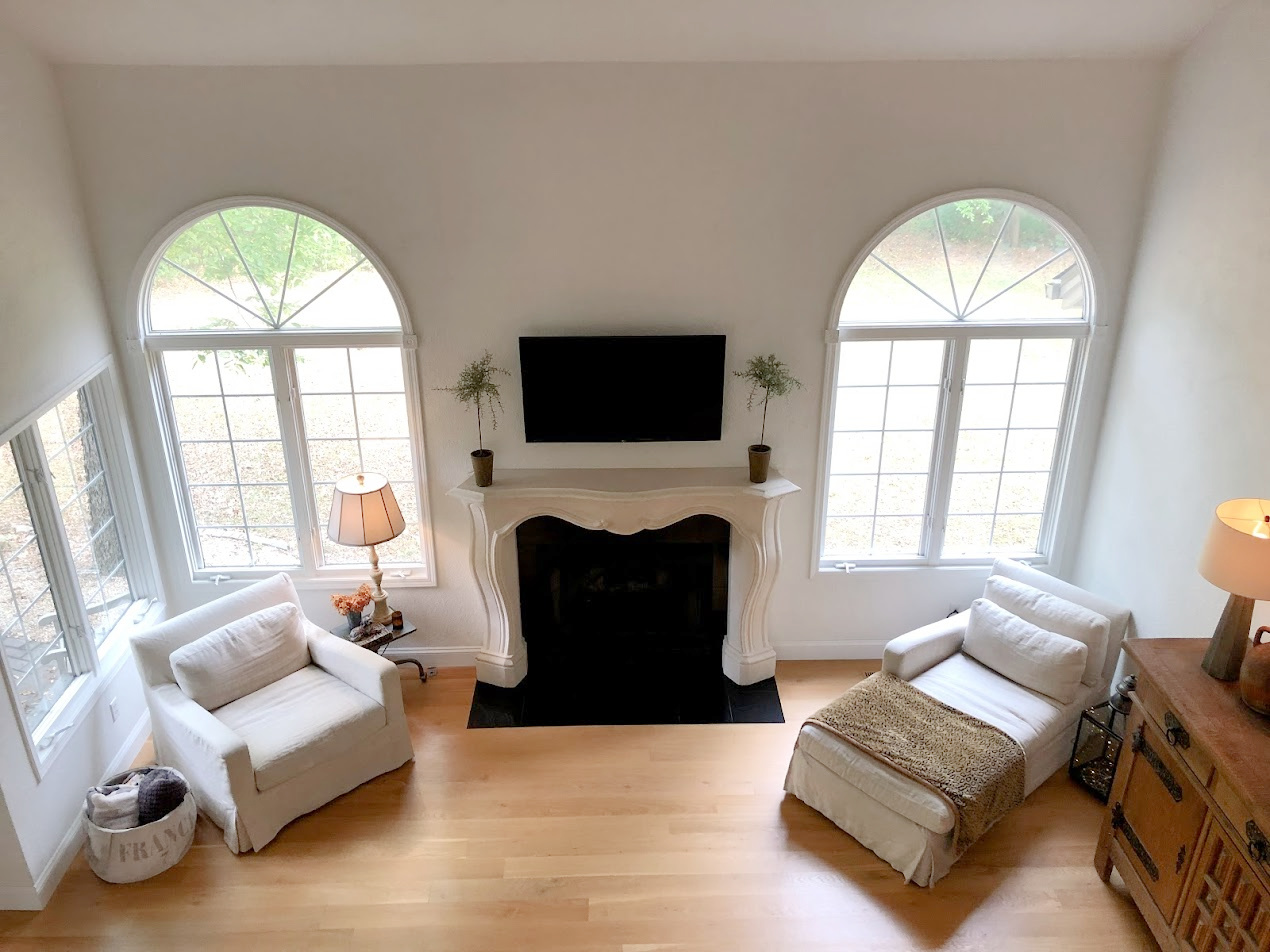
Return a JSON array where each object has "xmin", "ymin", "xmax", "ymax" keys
[{"xmin": 468, "ymin": 672, "xmax": 783, "ymax": 728}]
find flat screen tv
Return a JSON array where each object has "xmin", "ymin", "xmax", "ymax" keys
[{"xmin": 520, "ymin": 335, "xmax": 726, "ymax": 442}]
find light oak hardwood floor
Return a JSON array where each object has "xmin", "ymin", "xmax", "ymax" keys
[{"xmin": 0, "ymin": 661, "xmax": 1154, "ymax": 951}]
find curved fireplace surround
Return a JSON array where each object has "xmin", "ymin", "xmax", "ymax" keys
[{"xmin": 449, "ymin": 468, "xmax": 799, "ymax": 688}]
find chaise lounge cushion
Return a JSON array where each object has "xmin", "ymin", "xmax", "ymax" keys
[
  {"xmin": 212, "ymin": 665, "xmax": 387, "ymax": 792},
  {"xmin": 170, "ymin": 603, "xmax": 309, "ymax": 710},
  {"xmin": 983, "ymin": 574, "xmax": 1110, "ymax": 686},
  {"xmin": 962, "ymin": 598, "xmax": 1088, "ymax": 703}
]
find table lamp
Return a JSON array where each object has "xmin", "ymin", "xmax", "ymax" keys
[
  {"xmin": 1197, "ymin": 497, "xmax": 1270, "ymax": 680},
  {"xmin": 328, "ymin": 472, "xmax": 405, "ymax": 626}
]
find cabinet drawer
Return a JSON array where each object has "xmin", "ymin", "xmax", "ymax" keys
[
  {"xmin": 1113, "ymin": 710, "xmax": 1208, "ymax": 920},
  {"xmin": 1136, "ymin": 674, "xmax": 1216, "ymax": 788}
]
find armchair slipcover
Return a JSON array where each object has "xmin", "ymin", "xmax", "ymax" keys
[
  {"xmin": 130, "ymin": 573, "xmax": 414, "ymax": 852},
  {"xmin": 784, "ymin": 559, "xmax": 1131, "ymax": 885}
]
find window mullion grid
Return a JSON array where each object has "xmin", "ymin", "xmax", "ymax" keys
[
  {"xmin": 1035, "ymin": 335, "xmax": 1087, "ymax": 561},
  {"xmin": 985, "ymin": 342, "xmax": 1027, "ymax": 554},
  {"xmin": 151, "ymin": 350, "xmax": 206, "ymax": 572},
  {"xmin": 84, "ymin": 371, "xmax": 158, "ymax": 599},
  {"xmin": 212, "ymin": 354, "xmax": 255, "ymax": 568},
  {"xmin": 9, "ymin": 431, "xmax": 96, "ymax": 676},
  {"xmin": 271, "ymin": 346, "xmax": 319, "ymax": 574},
  {"xmin": 866, "ymin": 344, "xmax": 896, "ymax": 556},
  {"xmin": 924, "ymin": 339, "xmax": 968, "ymax": 565}
]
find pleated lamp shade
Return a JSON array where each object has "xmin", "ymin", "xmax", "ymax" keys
[
  {"xmin": 1198, "ymin": 498, "xmax": 1270, "ymax": 601},
  {"xmin": 328, "ymin": 473, "xmax": 405, "ymax": 547}
]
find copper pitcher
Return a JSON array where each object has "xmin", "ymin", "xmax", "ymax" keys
[{"xmin": 1239, "ymin": 626, "xmax": 1270, "ymax": 716}]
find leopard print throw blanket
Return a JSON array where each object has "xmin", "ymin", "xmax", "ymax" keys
[{"xmin": 806, "ymin": 672, "xmax": 1025, "ymax": 857}]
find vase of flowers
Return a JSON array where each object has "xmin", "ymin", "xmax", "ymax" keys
[
  {"xmin": 734, "ymin": 353, "xmax": 803, "ymax": 484},
  {"xmin": 438, "ymin": 350, "xmax": 509, "ymax": 488},
  {"xmin": 331, "ymin": 584, "xmax": 374, "ymax": 633}
]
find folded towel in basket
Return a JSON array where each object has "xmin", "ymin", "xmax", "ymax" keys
[{"xmin": 86, "ymin": 785, "xmax": 140, "ymax": 831}]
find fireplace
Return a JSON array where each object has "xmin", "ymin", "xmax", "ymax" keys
[
  {"xmin": 449, "ymin": 467, "xmax": 800, "ymax": 690},
  {"xmin": 515, "ymin": 515, "xmax": 729, "ymax": 722}
]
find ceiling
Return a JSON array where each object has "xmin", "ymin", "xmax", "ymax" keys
[{"xmin": 0, "ymin": 0, "xmax": 1231, "ymax": 66}]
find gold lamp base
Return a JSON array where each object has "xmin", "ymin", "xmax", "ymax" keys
[{"xmin": 1202, "ymin": 592, "xmax": 1255, "ymax": 681}]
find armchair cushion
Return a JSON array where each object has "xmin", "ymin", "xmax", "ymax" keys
[
  {"xmin": 212, "ymin": 665, "xmax": 386, "ymax": 793},
  {"xmin": 962, "ymin": 598, "xmax": 1087, "ymax": 703},
  {"xmin": 983, "ymin": 574, "xmax": 1109, "ymax": 686},
  {"xmin": 171, "ymin": 603, "xmax": 309, "ymax": 710}
]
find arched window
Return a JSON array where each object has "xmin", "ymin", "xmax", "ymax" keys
[
  {"xmin": 819, "ymin": 193, "xmax": 1093, "ymax": 566},
  {"xmin": 141, "ymin": 199, "xmax": 433, "ymax": 581}
]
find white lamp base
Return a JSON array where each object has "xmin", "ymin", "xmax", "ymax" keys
[{"xmin": 368, "ymin": 543, "xmax": 393, "ymax": 625}]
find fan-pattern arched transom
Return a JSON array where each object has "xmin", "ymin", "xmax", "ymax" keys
[
  {"xmin": 839, "ymin": 198, "xmax": 1087, "ymax": 327},
  {"xmin": 820, "ymin": 193, "xmax": 1094, "ymax": 566},
  {"xmin": 148, "ymin": 205, "xmax": 400, "ymax": 333}
]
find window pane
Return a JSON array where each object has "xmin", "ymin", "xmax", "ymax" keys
[
  {"xmin": 163, "ymin": 350, "xmax": 299, "ymax": 570},
  {"xmin": 0, "ymin": 444, "xmax": 75, "ymax": 730},
  {"xmin": 296, "ymin": 347, "xmax": 426, "ymax": 568},
  {"xmin": 839, "ymin": 200, "xmax": 1086, "ymax": 326},
  {"xmin": 824, "ymin": 340, "xmax": 945, "ymax": 559},
  {"xmin": 148, "ymin": 206, "xmax": 400, "ymax": 333},
  {"xmin": 942, "ymin": 338, "xmax": 1069, "ymax": 558},
  {"xmin": 37, "ymin": 390, "xmax": 135, "ymax": 645}
]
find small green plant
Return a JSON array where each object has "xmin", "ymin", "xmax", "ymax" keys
[
  {"xmin": 735, "ymin": 354, "xmax": 802, "ymax": 447},
  {"xmin": 438, "ymin": 351, "xmax": 509, "ymax": 451}
]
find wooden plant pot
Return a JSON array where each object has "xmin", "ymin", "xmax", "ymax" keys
[
  {"xmin": 471, "ymin": 449, "xmax": 494, "ymax": 487},
  {"xmin": 748, "ymin": 444, "xmax": 771, "ymax": 484}
]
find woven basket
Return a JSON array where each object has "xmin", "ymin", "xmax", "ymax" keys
[{"xmin": 82, "ymin": 766, "xmax": 196, "ymax": 884}]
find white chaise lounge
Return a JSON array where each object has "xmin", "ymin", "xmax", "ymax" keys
[{"xmin": 784, "ymin": 559, "xmax": 1131, "ymax": 886}]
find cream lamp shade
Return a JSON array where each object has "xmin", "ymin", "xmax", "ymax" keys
[
  {"xmin": 328, "ymin": 473, "xmax": 405, "ymax": 547},
  {"xmin": 1197, "ymin": 497, "xmax": 1270, "ymax": 680}
]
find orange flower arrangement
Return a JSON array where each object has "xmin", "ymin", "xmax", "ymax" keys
[{"xmin": 331, "ymin": 583, "xmax": 373, "ymax": 616}]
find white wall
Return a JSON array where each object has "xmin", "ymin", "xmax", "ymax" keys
[
  {"xmin": 58, "ymin": 60, "xmax": 1167, "ymax": 658},
  {"xmin": 1072, "ymin": 0, "xmax": 1270, "ymax": 640},
  {"xmin": 0, "ymin": 26, "xmax": 151, "ymax": 909}
]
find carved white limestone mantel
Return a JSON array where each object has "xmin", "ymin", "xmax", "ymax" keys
[{"xmin": 449, "ymin": 467, "xmax": 799, "ymax": 688}]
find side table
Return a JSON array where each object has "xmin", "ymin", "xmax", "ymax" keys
[{"xmin": 328, "ymin": 619, "xmax": 427, "ymax": 682}]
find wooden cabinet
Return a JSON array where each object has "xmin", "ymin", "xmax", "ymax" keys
[{"xmin": 1096, "ymin": 639, "xmax": 1270, "ymax": 951}]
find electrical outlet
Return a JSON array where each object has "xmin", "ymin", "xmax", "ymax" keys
[
  {"xmin": 425, "ymin": 666, "xmax": 438, "ymax": 679},
  {"xmin": 108, "ymin": 698, "xmax": 119, "ymax": 722}
]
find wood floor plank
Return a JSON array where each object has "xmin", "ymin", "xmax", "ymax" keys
[{"xmin": 0, "ymin": 661, "xmax": 1155, "ymax": 950}]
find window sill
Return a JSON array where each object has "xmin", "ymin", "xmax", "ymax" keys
[
  {"xmin": 190, "ymin": 569, "xmax": 436, "ymax": 589},
  {"xmin": 23, "ymin": 598, "xmax": 164, "ymax": 778},
  {"xmin": 817, "ymin": 557, "xmax": 1048, "ymax": 576}
]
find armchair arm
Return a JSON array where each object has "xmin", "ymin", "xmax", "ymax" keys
[
  {"xmin": 306, "ymin": 623, "xmax": 402, "ymax": 712},
  {"xmin": 882, "ymin": 612, "xmax": 969, "ymax": 681},
  {"xmin": 147, "ymin": 682, "xmax": 255, "ymax": 808}
]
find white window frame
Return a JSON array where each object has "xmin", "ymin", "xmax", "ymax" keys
[
  {"xmin": 0, "ymin": 357, "xmax": 161, "ymax": 776},
  {"xmin": 134, "ymin": 197, "xmax": 437, "ymax": 587},
  {"xmin": 813, "ymin": 188, "xmax": 1104, "ymax": 575}
]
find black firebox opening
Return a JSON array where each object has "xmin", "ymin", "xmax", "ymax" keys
[{"xmin": 466, "ymin": 514, "xmax": 783, "ymax": 727}]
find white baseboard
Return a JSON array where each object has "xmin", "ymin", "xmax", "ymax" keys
[
  {"xmin": 28, "ymin": 710, "xmax": 152, "ymax": 910},
  {"xmin": 0, "ymin": 884, "xmax": 40, "ymax": 911},
  {"xmin": 383, "ymin": 645, "xmax": 479, "ymax": 668},
  {"xmin": 774, "ymin": 640, "xmax": 887, "ymax": 661}
]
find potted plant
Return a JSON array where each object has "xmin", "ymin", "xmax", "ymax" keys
[
  {"xmin": 439, "ymin": 350, "xmax": 509, "ymax": 487},
  {"xmin": 735, "ymin": 353, "xmax": 802, "ymax": 483}
]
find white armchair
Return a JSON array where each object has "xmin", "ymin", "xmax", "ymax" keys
[
  {"xmin": 785, "ymin": 559, "xmax": 1131, "ymax": 885},
  {"xmin": 130, "ymin": 573, "xmax": 414, "ymax": 853}
]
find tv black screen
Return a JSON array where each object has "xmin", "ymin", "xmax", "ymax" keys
[{"xmin": 520, "ymin": 335, "xmax": 726, "ymax": 442}]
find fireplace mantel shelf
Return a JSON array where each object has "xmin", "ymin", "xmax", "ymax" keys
[
  {"xmin": 450, "ymin": 466, "xmax": 798, "ymax": 502},
  {"xmin": 449, "ymin": 466, "xmax": 800, "ymax": 688}
]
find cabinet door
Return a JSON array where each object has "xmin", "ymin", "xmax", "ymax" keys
[
  {"xmin": 1112, "ymin": 710, "xmax": 1208, "ymax": 920},
  {"xmin": 1176, "ymin": 818, "xmax": 1270, "ymax": 952}
]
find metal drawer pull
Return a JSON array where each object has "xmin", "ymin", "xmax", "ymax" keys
[
  {"xmin": 1164, "ymin": 711, "xmax": 1190, "ymax": 749},
  {"xmin": 1131, "ymin": 725, "xmax": 1184, "ymax": 802},
  {"xmin": 1248, "ymin": 821, "xmax": 1269, "ymax": 864},
  {"xmin": 1176, "ymin": 844, "xmax": 1187, "ymax": 875},
  {"xmin": 1112, "ymin": 802, "xmax": 1160, "ymax": 882}
]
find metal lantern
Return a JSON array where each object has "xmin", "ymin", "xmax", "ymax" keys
[{"xmin": 1069, "ymin": 675, "xmax": 1137, "ymax": 802}]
